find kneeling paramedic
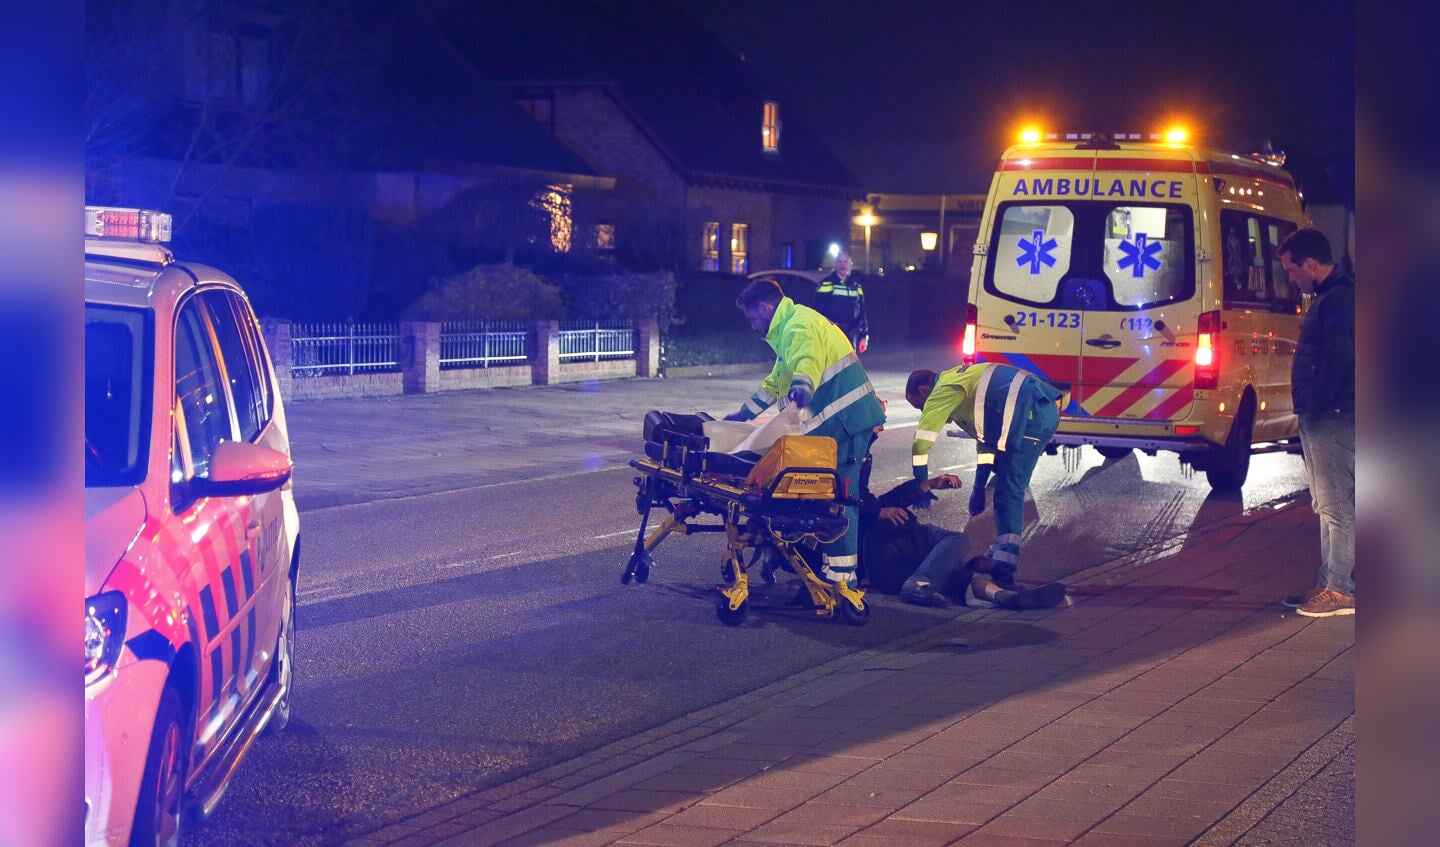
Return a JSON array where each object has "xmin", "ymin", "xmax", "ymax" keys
[
  {"xmin": 724, "ymin": 278, "xmax": 885, "ymax": 588},
  {"xmin": 905, "ymin": 364, "xmax": 1062, "ymax": 593}
]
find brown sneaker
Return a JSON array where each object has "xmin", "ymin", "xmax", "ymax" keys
[
  {"xmin": 1283, "ymin": 585, "xmax": 1325, "ymax": 608},
  {"xmin": 1296, "ymin": 588, "xmax": 1355, "ymax": 618}
]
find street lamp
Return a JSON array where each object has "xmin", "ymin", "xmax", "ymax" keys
[{"xmin": 853, "ymin": 209, "xmax": 879, "ymax": 272}]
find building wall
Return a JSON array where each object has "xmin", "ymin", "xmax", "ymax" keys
[
  {"xmin": 687, "ymin": 185, "xmax": 773, "ymax": 273},
  {"xmin": 771, "ymin": 194, "xmax": 852, "ymax": 271}
]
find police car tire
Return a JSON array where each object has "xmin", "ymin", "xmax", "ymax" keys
[
  {"xmin": 265, "ymin": 576, "xmax": 296, "ymax": 736},
  {"xmin": 131, "ymin": 686, "xmax": 186, "ymax": 847}
]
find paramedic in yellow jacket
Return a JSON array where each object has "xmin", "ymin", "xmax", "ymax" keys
[
  {"xmin": 905, "ymin": 364, "xmax": 1062, "ymax": 589},
  {"xmin": 725, "ymin": 278, "xmax": 886, "ymax": 586}
]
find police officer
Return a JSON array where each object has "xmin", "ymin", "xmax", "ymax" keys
[
  {"xmin": 724, "ymin": 278, "xmax": 885, "ymax": 587},
  {"xmin": 905, "ymin": 364, "xmax": 1063, "ymax": 597},
  {"xmin": 814, "ymin": 251, "xmax": 868, "ymax": 353}
]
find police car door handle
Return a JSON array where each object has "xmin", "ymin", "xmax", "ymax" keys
[
  {"xmin": 1085, "ymin": 334, "xmax": 1122, "ymax": 349},
  {"xmin": 246, "ymin": 520, "xmax": 262, "ymax": 540}
]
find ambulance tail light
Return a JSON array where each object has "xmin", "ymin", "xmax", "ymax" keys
[
  {"xmin": 959, "ymin": 303, "xmax": 977, "ymax": 365},
  {"xmin": 1195, "ymin": 310, "xmax": 1221, "ymax": 389},
  {"xmin": 85, "ymin": 590, "xmax": 127, "ymax": 686}
]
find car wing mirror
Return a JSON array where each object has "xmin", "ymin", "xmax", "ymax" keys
[{"xmin": 191, "ymin": 440, "xmax": 293, "ymax": 498}]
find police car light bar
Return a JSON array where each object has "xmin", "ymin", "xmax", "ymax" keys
[{"xmin": 85, "ymin": 207, "xmax": 173, "ymax": 243}]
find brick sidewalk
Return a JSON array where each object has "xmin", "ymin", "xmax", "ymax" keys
[{"xmin": 346, "ymin": 499, "xmax": 1354, "ymax": 847}]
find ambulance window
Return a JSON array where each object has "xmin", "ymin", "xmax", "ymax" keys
[
  {"xmin": 173, "ymin": 301, "xmax": 236, "ymax": 481},
  {"xmin": 1220, "ymin": 211, "xmax": 1269, "ymax": 307},
  {"xmin": 1102, "ymin": 205, "xmax": 1192, "ymax": 308},
  {"xmin": 1266, "ymin": 220, "xmax": 1300, "ymax": 308},
  {"xmin": 202, "ymin": 291, "xmax": 268, "ymax": 441},
  {"xmin": 992, "ymin": 205, "xmax": 1073, "ymax": 303}
]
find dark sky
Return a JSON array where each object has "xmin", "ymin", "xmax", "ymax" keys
[{"xmin": 675, "ymin": 0, "xmax": 1354, "ymax": 199}]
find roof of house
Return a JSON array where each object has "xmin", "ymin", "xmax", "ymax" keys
[
  {"xmin": 350, "ymin": 2, "xmax": 606, "ymax": 183},
  {"xmin": 432, "ymin": 0, "xmax": 862, "ymax": 198}
]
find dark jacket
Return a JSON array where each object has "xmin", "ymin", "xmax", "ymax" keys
[
  {"xmin": 814, "ymin": 271, "xmax": 868, "ymax": 340},
  {"xmin": 856, "ymin": 451, "xmax": 941, "ymax": 593},
  {"xmin": 1292, "ymin": 269, "xmax": 1355, "ymax": 416}
]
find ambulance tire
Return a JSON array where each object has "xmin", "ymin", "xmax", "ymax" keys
[
  {"xmin": 264, "ymin": 573, "xmax": 296, "ymax": 736},
  {"xmin": 1095, "ymin": 446, "xmax": 1132, "ymax": 460},
  {"xmin": 131, "ymin": 686, "xmax": 187, "ymax": 847},
  {"xmin": 1206, "ymin": 398, "xmax": 1254, "ymax": 491}
]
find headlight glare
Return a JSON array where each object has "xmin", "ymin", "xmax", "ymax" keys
[{"xmin": 85, "ymin": 590, "xmax": 127, "ymax": 686}]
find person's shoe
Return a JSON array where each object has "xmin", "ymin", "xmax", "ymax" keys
[
  {"xmin": 1296, "ymin": 589, "xmax": 1355, "ymax": 618},
  {"xmin": 900, "ymin": 579, "xmax": 949, "ymax": 608},
  {"xmin": 1009, "ymin": 582, "xmax": 1067, "ymax": 611},
  {"xmin": 964, "ymin": 577, "xmax": 1003, "ymax": 608},
  {"xmin": 1283, "ymin": 585, "xmax": 1325, "ymax": 608}
]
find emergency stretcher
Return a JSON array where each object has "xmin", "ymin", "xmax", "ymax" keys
[{"xmin": 624, "ymin": 410, "xmax": 871, "ymax": 627}]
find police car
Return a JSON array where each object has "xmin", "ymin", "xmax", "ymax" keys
[
  {"xmin": 85, "ymin": 207, "xmax": 300, "ymax": 846},
  {"xmin": 960, "ymin": 127, "xmax": 1311, "ymax": 489}
]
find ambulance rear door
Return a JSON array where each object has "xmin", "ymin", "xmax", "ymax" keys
[
  {"xmin": 976, "ymin": 149, "xmax": 1200, "ymax": 424},
  {"xmin": 972, "ymin": 151, "xmax": 1095, "ymax": 404}
]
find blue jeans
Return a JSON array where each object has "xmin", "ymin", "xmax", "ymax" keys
[
  {"xmin": 1299, "ymin": 411, "xmax": 1355, "ymax": 597},
  {"xmin": 904, "ymin": 525, "xmax": 971, "ymax": 589}
]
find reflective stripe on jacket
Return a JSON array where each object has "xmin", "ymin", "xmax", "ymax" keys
[
  {"xmin": 734, "ymin": 297, "xmax": 884, "ymax": 438},
  {"xmin": 911, "ymin": 363, "xmax": 1061, "ymax": 475}
]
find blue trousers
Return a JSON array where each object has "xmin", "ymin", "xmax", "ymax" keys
[{"xmin": 987, "ymin": 399, "xmax": 1060, "ymax": 582}]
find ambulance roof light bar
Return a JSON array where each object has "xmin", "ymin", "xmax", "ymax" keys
[
  {"xmin": 85, "ymin": 207, "xmax": 173, "ymax": 243},
  {"xmin": 1018, "ymin": 126, "xmax": 1190, "ymax": 146}
]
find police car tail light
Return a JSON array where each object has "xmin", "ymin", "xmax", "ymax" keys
[
  {"xmin": 1195, "ymin": 310, "xmax": 1221, "ymax": 389},
  {"xmin": 85, "ymin": 591, "xmax": 127, "ymax": 686},
  {"xmin": 960, "ymin": 303, "xmax": 978, "ymax": 364},
  {"xmin": 84, "ymin": 206, "xmax": 173, "ymax": 243}
]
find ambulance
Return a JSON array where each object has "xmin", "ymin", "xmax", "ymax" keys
[
  {"xmin": 959, "ymin": 127, "xmax": 1310, "ymax": 489},
  {"xmin": 85, "ymin": 207, "xmax": 300, "ymax": 845}
]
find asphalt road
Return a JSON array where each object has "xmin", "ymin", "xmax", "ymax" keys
[{"xmin": 184, "ymin": 350, "xmax": 1310, "ymax": 845}]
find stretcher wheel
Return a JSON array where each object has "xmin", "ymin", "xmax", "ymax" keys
[
  {"xmin": 838, "ymin": 596, "xmax": 870, "ymax": 626},
  {"xmin": 716, "ymin": 597, "xmax": 749, "ymax": 626},
  {"xmin": 622, "ymin": 551, "xmax": 652, "ymax": 585}
]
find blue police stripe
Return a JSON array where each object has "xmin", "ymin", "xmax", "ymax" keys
[
  {"xmin": 246, "ymin": 607, "xmax": 257, "ymax": 681},
  {"xmin": 221, "ymin": 568, "xmax": 240, "ymax": 619},
  {"xmin": 230, "ymin": 628, "xmax": 242, "ymax": 691},
  {"xmin": 200, "ymin": 586, "xmax": 220, "ymax": 640},
  {"xmin": 239, "ymin": 548, "xmax": 255, "ymax": 600},
  {"xmin": 125, "ymin": 629, "xmax": 177, "ymax": 664},
  {"xmin": 210, "ymin": 650, "xmax": 224, "ymax": 703}
]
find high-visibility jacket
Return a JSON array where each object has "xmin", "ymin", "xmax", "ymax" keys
[
  {"xmin": 911, "ymin": 363, "xmax": 1062, "ymax": 479},
  {"xmin": 814, "ymin": 271, "xmax": 867, "ymax": 339},
  {"xmin": 733, "ymin": 296, "xmax": 884, "ymax": 437}
]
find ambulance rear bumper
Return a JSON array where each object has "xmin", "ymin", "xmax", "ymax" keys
[{"xmin": 1051, "ymin": 416, "xmax": 1217, "ymax": 454}]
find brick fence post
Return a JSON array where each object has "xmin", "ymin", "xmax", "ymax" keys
[
  {"xmin": 261, "ymin": 318, "xmax": 294, "ymax": 403},
  {"xmin": 636, "ymin": 317, "xmax": 660, "ymax": 377},
  {"xmin": 533, "ymin": 320, "xmax": 559, "ymax": 385},
  {"xmin": 402, "ymin": 321, "xmax": 441, "ymax": 394}
]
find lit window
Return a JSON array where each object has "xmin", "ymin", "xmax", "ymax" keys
[
  {"xmin": 531, "ymin": 185, "xmax": 572, "ymax": 252},
  {"xmin": 702, "ymin": 222, "xmax": 720, "ymax": 271},
  {"xmin": 730, "ymin": 223, "xmax": 749, "ymax": 274},
  {"xmin": 762, "ymin": 101, "xmax": 781, "ymax": 151},
  {"xmin": 595, "ymin": 223, "xmax": 615, "ymax": 251},
  {"xmin": 782, "ymin": 242, "xmax": 794, "ymax": 269}
]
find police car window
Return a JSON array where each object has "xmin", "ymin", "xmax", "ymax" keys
[
  {"xmin": 85, "ymin": 305, "xmax": 151, "ymax": 487},
  {"xmin": 992, "ymin": 205, "xmax": 1073, "ymax": 303},
  {"xmin": 202, "ymin": 291, "xmax": 267, "ymax": 441},
  {"xmin": 174, "ymin": 302, "xmax": 236, "ymax": 480},
  {"xmin": 1102, "ymin": 205, "xmax": 1191, "ymax": 308}
]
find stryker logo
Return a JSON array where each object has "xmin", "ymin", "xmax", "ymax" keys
[
  {"xmin": 1011, "ymin": 178, "xmax": 1184, "ymax": 199},
  {"xmin": 981, "ymin": 333, "xmax": 1017, "ymax": 340}
]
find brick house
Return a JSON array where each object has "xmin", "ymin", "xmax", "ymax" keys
[{"xmin": 434, "ymin": 0, "xmax": 863, "ymax": 274}]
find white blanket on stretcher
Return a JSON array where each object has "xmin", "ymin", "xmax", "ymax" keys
[{"xmin": 702, "ymin": 404, "xmax": 811, "ymax": 456}]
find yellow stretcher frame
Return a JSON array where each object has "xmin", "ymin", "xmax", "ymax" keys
[{"xmin": 624, "ymin": 453, "xmax": 870, "ymax": 627}]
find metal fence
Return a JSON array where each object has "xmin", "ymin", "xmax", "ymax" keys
[
  {"xmin": 439, "ymin": 320, "xmax": 530, "ymax": 369},
  {"xmin": 291, "ymin": 322, "xmax": 401, "ymax": 377},
  {"xmin": 557, "ymin": 320, "xmax": 636, "ymax": 362}
]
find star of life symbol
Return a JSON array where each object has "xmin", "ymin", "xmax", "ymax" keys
[
  {"xmin": 1117, "ymin": 233, "xmax": 1163, "ymax": 278},
  {"xmin": 1016, "ymin": 229, "xmax": 1058, "ymax": 275}
]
